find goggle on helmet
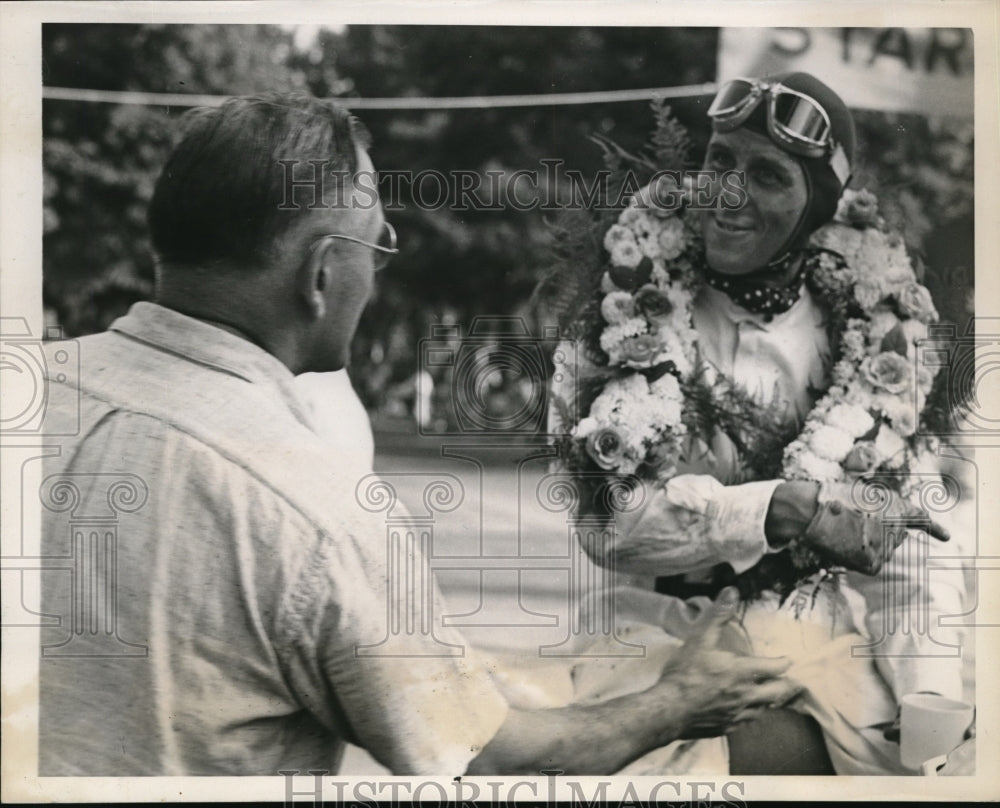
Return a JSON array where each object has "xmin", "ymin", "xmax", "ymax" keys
[{"xmin": 708, "ymin": 77, "xmax": 852, "ymax": 187}]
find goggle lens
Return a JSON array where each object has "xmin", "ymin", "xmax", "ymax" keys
[
  {"xmin": 707, "ymin": 78, "xmax": 759, "ymax": 118},
  {"xmin": 772, "ymin": 91, "xmax": 830, "ymax": 145}
]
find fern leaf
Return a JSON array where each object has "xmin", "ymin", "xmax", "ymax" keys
[{"xmin": 650, "ymin": 98, "xmax": 692, "ymax": 169}]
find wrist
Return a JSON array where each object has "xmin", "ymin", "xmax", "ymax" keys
[
  {"xmin": 765, "ymin": 481, "xmax": 820, "ymax": 547},
  {"xmin": 647, "ymin": 680, "xmax": 694, "ymax": 745}
]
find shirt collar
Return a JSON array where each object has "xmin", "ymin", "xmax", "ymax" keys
[{"xmin": 109, "ymin": 301, "xmax": 316, "ymax": 427}]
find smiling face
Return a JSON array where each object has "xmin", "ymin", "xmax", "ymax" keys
[{"xmin": 700, "ymin": 128, "xmax": 809, "ymax": 275}]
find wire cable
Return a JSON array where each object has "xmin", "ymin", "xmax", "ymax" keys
[{"xmin": 41, "ymin": 83, "xmax": 717, "ymax": 110}]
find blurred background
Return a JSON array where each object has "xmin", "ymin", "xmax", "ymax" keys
[{"xmin": 41, "ymin": 24, "xmax": 974, "ymax": 440}]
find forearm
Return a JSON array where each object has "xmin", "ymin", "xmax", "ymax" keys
[
  {"xmin": 466, "ymin": 681, "xmax": 690, "ymax": 775},
  {"xmin": 466, "ymin": 587, "xmax": 802, "ymax": 775}
]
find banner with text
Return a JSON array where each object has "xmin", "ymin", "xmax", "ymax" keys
[{"xmin": 718, "ymin": 28, "xmax": 973, "ymax": 117}]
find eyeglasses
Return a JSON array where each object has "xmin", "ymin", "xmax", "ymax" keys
[
  {"xmin": 708, "ymin": 77, "xmax": 851, "ymax": 186},
  {"xmin": 314, "ymin": 221, "xmax": 399, "ymax": 271}
]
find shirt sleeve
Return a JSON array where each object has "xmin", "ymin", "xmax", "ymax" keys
[
  {"xmin": 275, "ymin": 517, "xmax": 509, "ymax": 775},
  {"xmin": 608, "ymin": 474, "xmax": 783, "ymax": 575}
]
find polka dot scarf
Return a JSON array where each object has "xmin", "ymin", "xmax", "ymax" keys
[{"xmin": 703, "ymin": 252, "xmax": 807, "ymax": 319}]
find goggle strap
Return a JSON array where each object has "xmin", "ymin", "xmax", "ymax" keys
[{"xmin": 830, "ymin": 142, "xmax": 851, "ymax": 187}]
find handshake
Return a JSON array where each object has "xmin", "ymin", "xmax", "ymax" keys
[{"xmin": 770, "ymin": 480, "xmax": 950, "ymax": 576}]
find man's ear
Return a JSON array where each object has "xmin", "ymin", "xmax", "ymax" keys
[{"xmin": 298, "ymin": 239, "xmax": 331, "ymax": 321}]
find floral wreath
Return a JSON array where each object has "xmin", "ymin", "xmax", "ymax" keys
[{"xmin": 550, "ymin": 172, "xmax": 948, "ymax": 600}]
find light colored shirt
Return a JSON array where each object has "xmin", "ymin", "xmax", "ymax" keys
[
  {"xmin": 39, "ymin": 302, "xmax": 507, "ymax": 776},
  {"xmin": 295, "ymin": 370, "xmax": 375, "ymax": 471},
  {"xmin": 615, "ymin": 283, "xmax": 831, "ymax": 575},
  {"xmin": 693, "ymin": 283, "xmax": 831, "ymax": 424}
]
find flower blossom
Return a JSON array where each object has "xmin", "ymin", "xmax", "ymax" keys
[
  {"xmin": 656, "ymin": 216, "xmax": 687, "ymax": 261},
  {"xmin": 826, "ymin": 402, "xmax": 876, "ymax": 438},
  {"xmin": 808, "ymin": 425, "xmax": 856, "ymax": 462},
  {"xmin": 854, "ymin": 277, "xmax": 884, "ymax": 311},
  {"xmin": 601, "ymin": 291, "xmax": 636, "ymax": 325},
  {"xmin": 633, "ymin": 284, "xmax": 673, "ymax": 319},
  {"xmin": 610, "ymin": 240, "xmax": 642, "ymax": 269},
  {"xmin": 621, "ymin": 334, "xmax": 663, "ymax": 367},
  {"xmin": 843, "ymin": 441, "xmax": 881, "ymax": 473},
  {"xmin": 837, "ymin": 189, "xmax": 882, "ymax": 228},
  {"xmin": 862, "ymin": 352, "xmax": 912, "ymax": 395},
  {"xmin": 586, "ymin": 427, "xmax": 630, "ymax": 471},
  {"xmin": 897, "ymin": 281, "xmax": 938, "ymax": 323},
  {"xmin": 603, "ymin": 224, "xmax": 635, "ymax": 252},
  {"xmin": 599, "ymin": 316, "xmax": 648, "ymax": 361}
]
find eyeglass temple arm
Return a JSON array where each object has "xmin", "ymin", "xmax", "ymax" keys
[{"xmin": 317, "ymin": 232, "xmax": 399, "ymax": 254}]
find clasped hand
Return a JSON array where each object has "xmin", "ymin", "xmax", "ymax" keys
[
  {"xmin": 658, "ymin": 587, "xmax": 803, "ymax": 738},
  {"xmin": 801, "ymin": 481, "xmax": 950, "ymax": 575}
]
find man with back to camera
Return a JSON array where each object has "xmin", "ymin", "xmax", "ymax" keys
[{"xmin": 38, "ymin": 93, "xmax": 801, "ymax": 776}]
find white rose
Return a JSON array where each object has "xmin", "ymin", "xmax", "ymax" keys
[
  {"xmin": 826, "ymin": 402, "xmax": 876, "ymax": 438},
  {"xmin": 808, "ymin": 425, "xmax": 856, "ymax": 462},
  {"xmin": 897, "ymin": 281, "xmax": 937, "ymax": 323},
  {"xmin": 573, "ymin": 417, "xmax": 599, "ymax": 438},
  {"xmin": 610, "ymin": 240, "xmax": 642, "ymax": 269},
  {"xmin": 600, "ymin": 291, "xmax": 636, "ymax": 325},
  {"xmin": 656, "ymin": 216, "xmax": 687, "ymax": 261},
  {"xmin": 603, "ymin": 224, "xmax": 635, "ymax": 252},
  {"xmin": 864, "ymin": 353, "xmax": 913, "ymax": 395}
]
